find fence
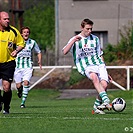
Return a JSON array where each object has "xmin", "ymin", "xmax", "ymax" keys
[{"xmin": 29, "ymin": 65, "xmax": 133, "ymax": 91}]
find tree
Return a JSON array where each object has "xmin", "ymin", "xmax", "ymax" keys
[{"xmin": 23, "ymin": 1, "xmax": 55, "ymax": 50}]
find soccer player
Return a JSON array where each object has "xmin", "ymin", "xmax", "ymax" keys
[
  {"xmin": 62, "ymin": 18, "xmax": 112, "ymax": 114},
  {"xmin": 14, "ymin": 26, "xmax": 42, "ymax": 108},
  {"xmin": 0, "ymin": 11, "xmax": 25, "ymax": 114}
]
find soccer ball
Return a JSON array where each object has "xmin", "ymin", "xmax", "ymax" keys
[{"xmin": 112, "ymin": 98, "xmax": 126, "ymax": 112}]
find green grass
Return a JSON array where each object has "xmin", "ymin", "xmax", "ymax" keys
[{"xmin": 0, "ymin": 89, "xmax": 132, "ymax": 133}]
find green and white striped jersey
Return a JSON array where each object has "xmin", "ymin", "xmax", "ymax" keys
[
  {"xmin": 65, "ymin": 34, "xmax": 104, "ymax": 75},
  {"xmin": 16, "ymin": 38, "xmax": 41, "ymax": 68}
]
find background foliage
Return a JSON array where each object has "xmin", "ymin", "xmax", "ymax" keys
[
  {"xmin": 0, "ymin": 0, "xmax": 133, "ymax": 66},
  {"xmin": 23, "ymin": 1, "xmax": 55, "ymax": 50},
  {"xmin": 104, "ymin": 22, "xmax": 133, "ymax": 65}
]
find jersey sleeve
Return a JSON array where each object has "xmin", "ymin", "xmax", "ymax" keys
[
  {"xmin": 96, "ymin": 37, "xmax": 103, "ymax": 56},
  {"xmin": 33, "ymin": 41, "xmax": 41, "ymax": 54}
]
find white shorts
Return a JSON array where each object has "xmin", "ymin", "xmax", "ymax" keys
[
  {"xmin": 14, "ymin": 68, "xmax": 33, "ymax": 83},
  {"xmin": 84, "ymin": 64, "xmax": 109, "ymax": 82}
]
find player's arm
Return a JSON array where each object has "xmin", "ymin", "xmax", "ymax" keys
[
  {"xmin": 63, "ymin": 35, "xmax": 81, "ymax": 55},
  {"xmin": 37, "ymin": 52, "xmax": 42, "ymax": 70},
  {"xmin": 108, "ymin": 75, "xmax": 113, "ymax": 83},
  {"xmin": 100, "ymin": 55, "xmax": 104, "ymax": 61},
  {"xmin": 11, "ymin": 46, "xmax": 24, "ymax": 57},
  {"xmin": 33, "ymin": 41, "xmax": 42, "ymax": 70}
]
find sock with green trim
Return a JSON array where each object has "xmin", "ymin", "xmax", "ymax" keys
[
  {"xmin": 21, "ymin": 86, "xmax": 29, "ymax": 105},
  {"xmin": 99, "ymin": 91, "xmax": 110, "ymax": 104},
  {"xmin": 93, "ymin": 98, "xmax": 102, "ymax": 111}
]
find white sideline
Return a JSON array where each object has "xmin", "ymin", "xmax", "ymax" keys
[{"xmin": 0, "ymin": 116, "xmax": 132, "ymax": 121}]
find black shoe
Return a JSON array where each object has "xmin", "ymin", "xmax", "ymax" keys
[
  {"xmin": 3, "ymin": 109, "xmax": 9, "ymax": 114},
  {"xmin": 17, "ymin": 88, "xmax": 23, "ymax": 98},
  {"xmin": 20, "ymin": 104, "xmax": 25, "ymax": 108}
]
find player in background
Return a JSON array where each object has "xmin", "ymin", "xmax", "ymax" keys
[
  {"xmin": 62, "ymin": 18, "xmax": 112, "ymax": 114},
  {"xmin": 14, "ymin": 26, "xmax": 42, "ymax": 108},
  {"xmin": 0, "ymin": 11, "xmax": 24, "ymax": 114}
]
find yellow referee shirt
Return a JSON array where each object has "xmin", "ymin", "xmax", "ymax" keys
[{"xmin": 0, "ymin": 25, "xmax": 25, "ymax": 63}]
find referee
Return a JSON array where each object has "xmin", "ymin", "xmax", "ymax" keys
[{"xmin": 0, "ymin": 11, "xmax": 25, "ymax": 114}]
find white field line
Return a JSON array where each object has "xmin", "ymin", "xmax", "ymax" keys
[{"xmin": 0, "ymin": 116, "xmax": 132, "ymax": 121}]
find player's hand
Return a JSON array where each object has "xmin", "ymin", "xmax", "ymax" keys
[
  {"xmin": 11, "ymin": 50, "xmax": 18, "ymax": 57},
  {"xmin": 38, "ymin": 61, "xmax": 42, "ymax": 70},
  {"xmin": 74, "ymin": 35, "xmax": 82, "ymax": 41},
  {"xmin": 108, "ymin": 75, "xmax": 113, "ymax": 83}
]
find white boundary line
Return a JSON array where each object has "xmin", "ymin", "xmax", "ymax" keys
[{"xmin": 0, "ymin": 116, "xmax": 132, "ymax": 120}]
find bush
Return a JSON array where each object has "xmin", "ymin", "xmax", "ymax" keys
[
  {"xmin": 67, "ymin": 69, "xmax": 85, "ymax": 86},
  {"xmin": 103, "ymin": 44, "xmax": 117, "ymax": 64},
  {"xmin": 104, "ymin": 21, "xmax": 133, "ymax": 64}
]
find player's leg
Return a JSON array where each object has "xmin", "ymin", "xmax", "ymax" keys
[
  {"xmin": 16, "ymin": 83, "xmax": 23, "ymax": 98},
  {"xmin": 20, "ymin": 81, "xmax": 29, "ymax": 108},
  {"xmin": 92, "ymin": 96, "xmax": 104, "ymax": 114},
  {"xmin": 17, "ymin": 86, "xmax": 23, "ymax": 98},
  {"xmin": 3, "ymin": 87, "xmax": 12, "ymax": 114},
  {"xmin": 20, "ymin": 68, "xmax": 33, "ymax": 108},
  {"xmin": 14, "ymin": 68, "xmax": 23, "ymax": 98},
  {"xmin": 94, "ymin": 80, "xmax": 107, "ymax": 108},
  {"xmin": 90, "ymin": 72, "xmax": 110, "ymax": 103},
  {"xmin": 0, "ymin": 79, "xmax": 3, "ymax": 111},
  {"xmin": 89, "ymin": 73, "xmax": 110, "ymax": 114},
  {"xmin": 97, "ymin": 65, "xmax": 112, "ymax": 111},
  {"xmin": 85, "ymin": 66, "xmax": 111, "ymax": 114},
  {"xmin": 0, "ymin": 89, "xmax": 3, "ymax": 111},
  {"xmin": 93, "ymin": 75, "xmax": 109, "ymax": 110},
  {"xmin": 2, "ymin": 60, "xmax": 15, "ymax": 114},
  {"xmin": 2, "ymin": 80, "xmax": 12, "ymax": 114}
]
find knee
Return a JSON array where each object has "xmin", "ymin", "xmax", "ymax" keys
[
  {"xmin": 90, "ymin": 73, "xmax": 98, "ymax": 82},
  {"xmin": 3, "ymin": 85, "xmax": 11, "ymax": 92},
  {"xmin": 23, "ymin": 80, "xmax": 29, "ymax": 86},
  {"xmin": 2, "ymin": 81, "xmax": 11, "ymax": 92}
]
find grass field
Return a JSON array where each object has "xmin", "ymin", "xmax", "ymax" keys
[{"xmin": 0, "ymin": 89, "xmax": 132, "ymax": 133}]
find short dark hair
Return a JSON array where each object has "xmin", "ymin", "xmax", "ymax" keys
[
  {"xmin": 20, "ymin": 26, "xmax": 30, "ymax": 34},
  {"xmin": 81, "ymin": 18, "xmax": 94, "ymax": 28}
]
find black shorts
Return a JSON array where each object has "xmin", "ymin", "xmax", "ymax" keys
[{"xmin": 0, "ymin": 60, "xmax": 16, "ymax": 82}]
